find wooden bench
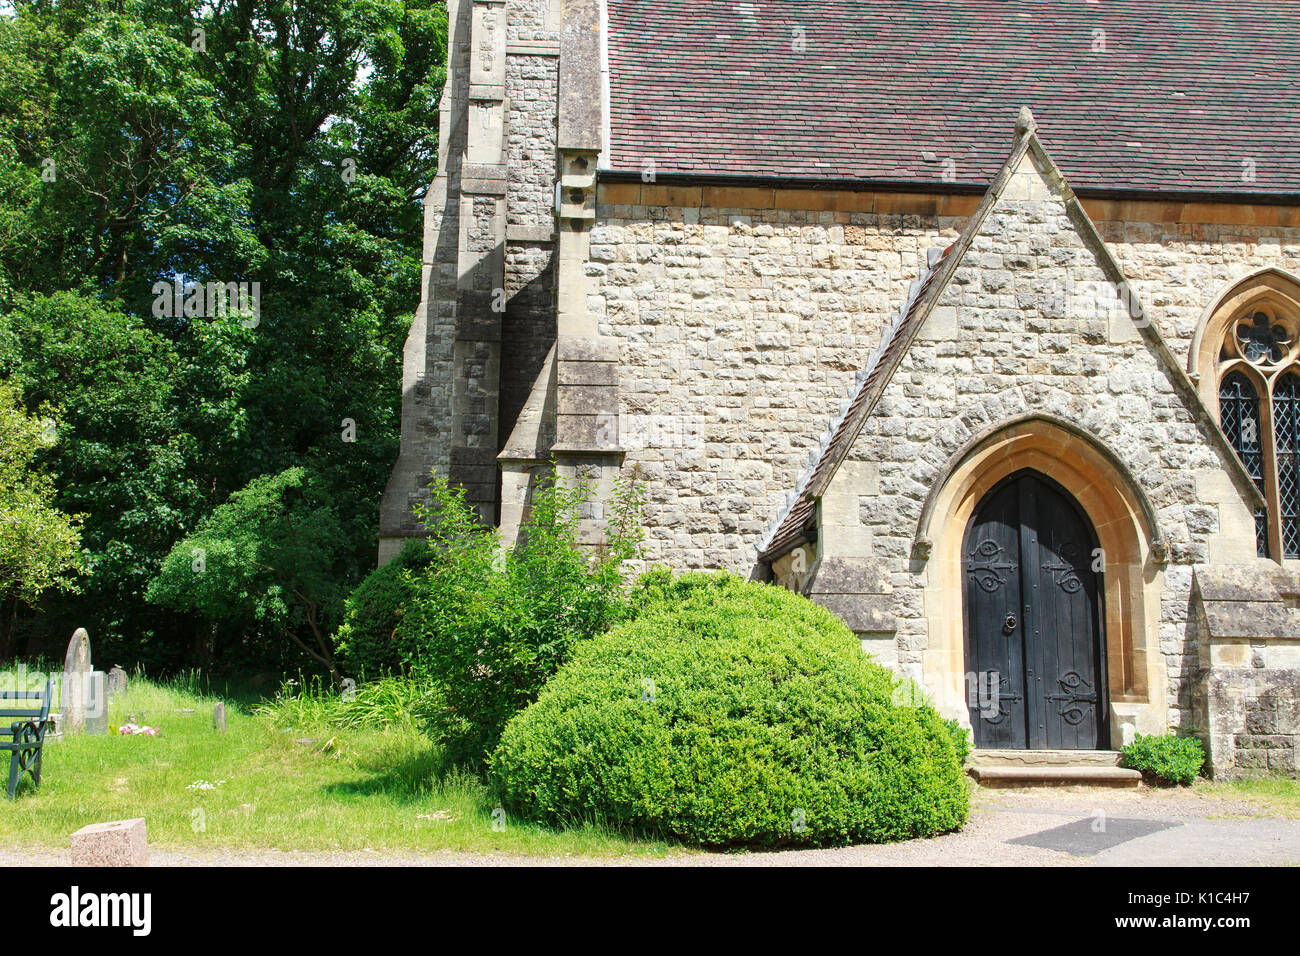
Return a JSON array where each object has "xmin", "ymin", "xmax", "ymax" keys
[{"xmin": 1, "ymin": 680, "xmax": 52, "ymax": 798}]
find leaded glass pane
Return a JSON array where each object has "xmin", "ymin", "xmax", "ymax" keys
[
  {"xmin": 1219, "ymin": 371, "xmax": 1268, "ymax": 557},
  {"xmin": 1274, "ymin": 373, "xmax": 1300, "ymax": 558}
]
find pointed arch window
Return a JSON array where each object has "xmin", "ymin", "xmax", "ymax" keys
[
  {"xmin": 1218, "ymin": 371, "xmax": 1268, "ymax": 554},
  {"xmin": 1212, "ymin": 298, "xmax": 1300, "ymax": 559},
  {"xmin": 1274, "ymin": 373, "xmax": 1300, "ymax": 557}
]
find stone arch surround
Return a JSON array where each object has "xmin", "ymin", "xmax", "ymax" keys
[
  {"xmin": 1190, "ymin": 267, "xmax": 1300, "ymax": 404},
  {"xmin": 1190, "ymin": 268, "xmax": 1300, "ymax": 561},
  {"xmin": 916, "ymin": 415, "xmax": 1169, "ymax": 746}
]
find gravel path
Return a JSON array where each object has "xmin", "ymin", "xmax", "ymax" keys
[{"xmin": 6, "ymin": 786, "xmax": 1298, "ymax": 866}]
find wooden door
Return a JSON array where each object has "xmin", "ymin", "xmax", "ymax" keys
[{"xmin": 963, "ymin": 471, "xmax": 1106, "ymax": 750}]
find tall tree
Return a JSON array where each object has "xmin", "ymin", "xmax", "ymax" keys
[
  {"xmin": 0, "ymin": 380, "xmax": 83, "ymax": 657},
  {"xmin": 0, "ymin": 0, "xmax": 446, "ymax": 671}
]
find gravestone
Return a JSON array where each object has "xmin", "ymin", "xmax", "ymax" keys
[
  {"xmin": 84, "ymin": 672, "xmax": 108, "ymax": 735},
  {"xmin": 213, "ymin": 702, "xmax": 227, "ymax": 733},
  {"xmin": 107, "ymin": 666, "xmax": 128, "ymax": 696},
  {"xmin": 60, "ymin": 628, "xmax": 108, "ymax": 735},
  {"xmin": 60, "ymin": 628, "xmax": 91, "ymax": 733}
]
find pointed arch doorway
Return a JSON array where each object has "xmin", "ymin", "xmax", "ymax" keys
[{"xmin": 962, "ymin": 469, "xmax": 1108, "ymax": 750}]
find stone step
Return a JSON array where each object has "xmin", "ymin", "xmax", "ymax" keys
[
  {"xmin": 967, "ymin": 765, "xmax": 1142, "ymax": 788},
  {"xmin": 970, "ymin": 748, "xmax": 1125, "ymax": 768}
]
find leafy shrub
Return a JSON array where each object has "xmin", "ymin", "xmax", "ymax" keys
[
  {"xmin": 332, "ymin": 539, "xmax": 434, "ymax": 678},
  {"xmin": 944, "ymin": 718, "xmax": 973, "ymax": 764},
  {"xmin": 398, "ymin": 468, "xmax": 645, "ymax": 768},
  {"xmin": 1121, "ymin": 733, "xmax": 1206, "ymax": 786},
  {"xmin": 492, "ymin": 571, "xmax": 970, "ymax": 848},
  {"xmin": 146, "ymin": 467, "xmax": 352, "ymax": 677}
]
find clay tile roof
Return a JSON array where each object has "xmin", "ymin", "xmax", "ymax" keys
[{"xmin": 605, "ymin": 0, "xmax": 1300, "ymax": 196}]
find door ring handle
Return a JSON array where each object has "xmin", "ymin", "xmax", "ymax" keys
[{"xmin": 1004, "ymin": 613, "xmax": 1018, "ymax": 632}]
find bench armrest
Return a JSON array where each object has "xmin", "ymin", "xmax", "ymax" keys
[{"xmin": 8, "ymin": 719, "xmax": 49, "ymax": 746}]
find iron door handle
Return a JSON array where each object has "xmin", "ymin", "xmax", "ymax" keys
[{"xmin": 1004, "ymin": 613, "xmax": 1018, "ymax": 633}]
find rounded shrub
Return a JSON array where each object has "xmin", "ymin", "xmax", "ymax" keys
[
  {"xmin": 332, "ymin": 539, "xmax": 433, "ymax": 678},
  {"xmin": 1121, "ymin": 733, "xmax": 1206, "ymax": 786},
  {"xmin": 491, "ymin": 571, "xmax": 970, "ymax": 847}
]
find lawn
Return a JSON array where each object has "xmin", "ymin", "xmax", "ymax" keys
[
  {"xmin": 8, "ymin": 672, "xmax": 1297, "ymax": 859},
  {"xmin": 0, "ymin": 674, "xmax": 673, "ymax": 858},
  {"xmin": 1194, "ymin": 776, "xmax": 1300, "ymax": 819}
]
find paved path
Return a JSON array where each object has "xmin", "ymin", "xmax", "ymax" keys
[{"xmin": 6, "ymin": 787, "xmax": 1298, "ymax": 866}]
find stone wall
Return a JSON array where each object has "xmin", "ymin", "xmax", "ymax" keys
[
  {"xmin": 588, "ymin": 152, "xmax": 1300, "ymax": 740},
  {"xmin": 1097, "ymin": 212, "xmax": 1300, "ymax": 373},
  {"xmin": 591, "ymin": 183, "xmax": 973, "ymax": 569},
  {"xmin": 381, "ymin": 0, "xmax": 561, "ymax": 557},
  {"xmin": 591, "ymin": 181, "xmax": 1300, "ymax": 584},
  {"xmin": 1191, "ymin": 565, "xmax": 1300, "ymax": 776},
  {"xmin": 505, "ymin": 52, "xmax": 558, "ymax": 232},
  {"xmin": 500, "ymin": 29, "xmax": 559, "ymax": 453},
  {"xmin": 378, "ymin": 0, "xmax": 473, "ymax": 553}
]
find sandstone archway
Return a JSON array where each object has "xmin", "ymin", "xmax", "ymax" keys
[{"xmin": 915, "ymin": 415, "xmax": 1168, "ymax": 747}]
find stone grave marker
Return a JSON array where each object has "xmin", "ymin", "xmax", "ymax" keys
[
  {"xmin": 213, "ymin": 702, "xmax": 227, "ymax": 733},
  {"xmin": 61, "ymin": 628, "xmax": 108, "ymax": 734},
  {"xmin": 60, "ymin": 628, "xmax": 91, "ymax": 733},
  {"xmin": 107, "ymin": 666, "xmax": 128, "ymax": 696}
]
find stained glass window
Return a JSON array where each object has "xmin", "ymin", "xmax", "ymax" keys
[
  {"xmin": 1219, "ymin": 371, "xmax": 1269, "ymax": 557},
  {"xmin": 1274, "ymin": 373, "xmax": 1300, "ymax": 558}
]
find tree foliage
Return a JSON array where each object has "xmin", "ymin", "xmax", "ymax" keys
[
  {"xmin": 146, "ymin": 467, "xmax": 352, "ymax": 676},
  {"xmin": 0, "ymin": 380, "xmax": 83, "ymax": 656},
  {"xmin": 0, "ymin": 0, "xmax": 447, "ymax": 670}
]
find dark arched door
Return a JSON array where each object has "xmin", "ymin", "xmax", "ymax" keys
[{"xmin": 963, "ymin": 470, "xmax": 1107, "ymax": 750}]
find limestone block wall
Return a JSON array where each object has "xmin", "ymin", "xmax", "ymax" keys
[
  {"xmin": 591, "ymin": 183, "xmax": 971, "ymax": 570},
  {"xmin": 380, "ymin": 0, "xmax": 561, "ymax": 559},
  {"xmin": 1191, "ymin": 566, "xmax": 1300, "ymax": 776},
  {"xmin": 379, "ymin": 0, "xmax": 473, "ymax": 554},
  {"xmin": 588, "ymin": 176, "xmax": 1300, "ymax": 732},
  {"xmin": 500, "ymin": 5, "xmax": 560, "ymax": 455},
  {"xmin": 591, "ymin": 184, "xmax": 1300, "ymax": 574},
  {"xmin": 1206, "ymin": 667, "xmax": 1300, "ymax": 775},
  {"xmin": 505, "ymin": 53, "xmax": 558, "ymax": 231},
  {"xmin": 1093, "ymin": 207, "xmax": 1300, "ymax": 372}
]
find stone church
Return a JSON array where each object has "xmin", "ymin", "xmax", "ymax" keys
[{"xmin": 379, "ymin": 0, "xmax": 1300, "ymax": 776}]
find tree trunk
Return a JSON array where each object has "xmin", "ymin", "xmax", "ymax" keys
[
  {"xmin": 0, "ymin": 596, "xmax": 15, "ymax": 661},
  {"xmin": 191, "ymin": 618, "xmax": 214, "ymax": 669}
]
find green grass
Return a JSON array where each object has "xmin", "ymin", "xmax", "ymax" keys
[
  {"xmin": 0, "ymin": 674, "xmax": 674, "ymax": 858},
  {"xmin": 1194, "ymin": 776, "xmax": 1300, "ymax": 819}
]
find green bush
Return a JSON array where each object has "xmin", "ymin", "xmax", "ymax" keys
[
  {"xmin": 332, "ymin": 539, "xmax": 434, "ymax": 678},
  {"xmin": 1121, "ymin": 733, "xmax": 1206, "ymax": 786},
  {"xmin": 944, "ymin": 718, "xmax": 973, "ymax": 764},
  {"xmin": 492, "ymin": 571, "xmax": 970, "ymax": 848},
  {"xmin": 398, "ymin": 468, "xmax": 645, "ymax": 768}
]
